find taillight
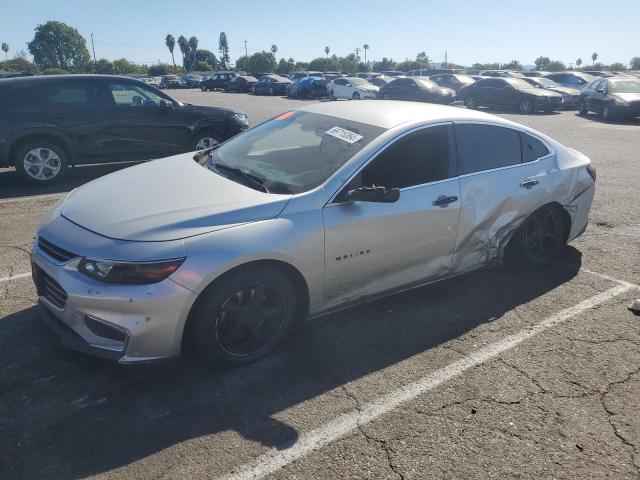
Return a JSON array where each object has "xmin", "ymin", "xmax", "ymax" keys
[{"xmin": 587, "ymin": 164, "xmax": 597, "ymax": 183}]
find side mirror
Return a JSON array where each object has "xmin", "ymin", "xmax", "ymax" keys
[
  {"xmin": 595, "ymin": 87, "xmax": 605, "ymax": 93},
  {"xmin": 159, "ymin": 99, "xmax": 173, "ymax": 109},
  {"xmin": 347, "ymin": 185, "xmax": 400, "ymax": 203}
]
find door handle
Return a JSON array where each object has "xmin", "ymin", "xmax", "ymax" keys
[
  {"xmin": 432, "ymin": 195, "xmax": 458, "ymax": 207},
  {"xmin": 520, "ymin": 179, "xmax": 539, "ymax": 189}
]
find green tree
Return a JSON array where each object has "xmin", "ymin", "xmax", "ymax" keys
[
  {"xmin": 219, "ymin": 32, "xmax": 230, "ymax": 70},
  {"xmin": 363, "ymin": 44, "xmax": 369, "ymax": 64},
  {"xmin": 1, "ymin": 42, "xmax": 8, "ymax": 60},
  {"xmin": 0, "ymin": 55, "xmax": 39, "ymax": 74},
  {"xmin": 42, "ymin": 68, "xmax": 69, "ymax": 75},
  {"xmin": 547, "ymin": 60, "xmax": 566, "ymax": 72},
  {"xmin": 188, "ymin": 36, "xmax": 198, "ymax": 70},
  {"xmin": 177, "ymin": 35, "xmax": 189, "ymax": 67},
  {"xmin": 503, "ymin": 60, "xmax": 523, "ymax": 70},
  {"xmin": 165, "ymin": 34, "xmax": 176, "ymax": 66},
  {"xmin": 294, "ymin": 60, "xmax": 309, "ymax": 71},
  {"xmin": 148, "ymin": 63, "xmax": 185, "ymax": 76},
  {"xmin": 534, "ymin": 56, "xmax": 551, "ymax": 70},
  {"xmin": 112, "ymin": 58, "xmax": 145, "ymax": 74},
  {"xmin": 416, "ymin": 51, "xmax": 430, "ymax": 65},
  {"xmin": 609, "ymin": 62, "xmax": 626, "ymax": 71},
  {"xmin": 324, "ymin": 46, "xmax": 330, "ymax": 59},
  {"xmin": 631, "ymin": 57, "xmax": 640, "ymax": 70},
  {"xmin": 276, "ymin": 58, "xmax": 293, "ymax": 76},
  {"xmin": 28, "ymin": 21, "xmax": 90, "ymax": 71},
  {"xmin": 271, "ymin": 44, "xmax": 278, "ymax": 56},
  {"xmin": 196, "ymin": 49, "xmax": 217, "ymax": 69},
  {"xmin": 591, "ymin": 52, "xmax": 598, "ymax": 65},
  {"xmin": 94, "ymin": 58, "xmax": 114, "ymax": 74},
  {"xmin": 247, "ymin": 51, "xmax": 276, "ymax": 74},
  {"xmin": 235, "ymin": 55, "xmax": 250, "ymax": 72},
  {"xmin": 576, "ymin": 58, "xmax": 583, "ymax": 69}
]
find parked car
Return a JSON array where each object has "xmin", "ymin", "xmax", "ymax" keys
[
  {"xmin": 288, "ymin": 76, "xmax": 328, "ymax": 99},
  {"xmin": 429, "ymin": 73, "xmax": 476, "ymax": 93},
  {"xmin": 139, "ymin": 77, "xmax": 161, "ymax": 88},
  {"xmin": 381, "ymin": 70, "xmax": 404, "ymax": 77},
  {"xmin": 543, "ymin": 72, "xmax": 596, "ymax": 90},
  {"xmin": 0, "ymin": 72, "xmax": 34, "ymax": 79},
  {"xmin": 0, "ymin": 75, "xmax": 249, "ymax": 184},
  {"xmin": 200, "ymin": 71, "xmax": 237, "ymax": 91},
  {"xmin": 30, "ymin": 101, "xmax": 595, "ymax": 365},
  {"xmin": 252, "ymin": 75, "xmax": 292, "ymax": 95},
  {"xmin": 406, "ymin": 69, "xmax": 463, "ymax": 77},
  {"xmin": 578, "ymin": 77, "xmax": 640, "ymax": 120},
  {"xmin": 182, "ymin": 74, "xmax": 203, "ymax": 88},
  {"xmin": 378, "ymin": 77, "xmax": 456, "ymax": 103},
  {"xmin": 479, "ymin": 70, "xmax": 525, "ymax": 78},
  {"xmin": 289, "ymin": 71, "xmax": 324, "ymax": 81},
  {"xmin": 521, "ymin": 77, "xmax": 581, "ymax": 109},
  {"xmin": 160, "ymin": 75, "xmax": 185, "ymax": 89},
  {"xmin": 368, "ymin": 76, "xmax": 393, "ymax": 88},
  {"xmin": 522, "ymin": 71, "xmax": 549, "ymax": 77},
  {"xmin": 327, "ymin": 77, "xmax": 379, "ymax": 100},
  {"xmin": 582, "ymin": 70, "xmax": 615, "ymax": 78},
  {"xmin": 458, "ymin": 77, "xmax": 563, "ymax": 113},
  {"xmin": 224, "ymin": 75, "xmax": 258, "ymax": 93}
]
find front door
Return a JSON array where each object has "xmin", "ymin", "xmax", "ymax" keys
[{"xmin": 323, "ymin": 123, "xmax": 461, "ymax": 308}]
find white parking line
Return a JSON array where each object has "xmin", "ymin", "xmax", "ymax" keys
[
  {"xmin": 0, "ymin": 272, "xmax": 31, "ymax": 283},
  {"xmin": 219, "ymin": 278, "xmax": 636, "ymax": 480}
]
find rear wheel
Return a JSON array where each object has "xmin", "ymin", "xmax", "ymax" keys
[
  {"xmin": 269, "ymin": 87, "xmax": 274, "ymax": 96},
  {"xmin": 328, "ymin": 90, "xmax": 336, "ymax": 101},
  {"xmin": 352, "ymin": 91, "xmax": 361, "ymax": 100},
  {"xmin": 508, "ymin": 205, "xmax": 566, "ymax": 267},
  {"xmin": 200, "ymin": 84, "xmax": 208, "ymax": 92},
  {"xmin": 189, "ymin": 266, "xmax": 298, "ymax": 366},
  {"xmin": 192, "ymin": 131, "xmax": 221, "ymax": 151},
  {"xmin": 15, "ymin": 140, "xmax": 69, "ymax": 185},
  {"xmin": 464, "ymin": 95, "xmax": 477, "ymax": 109},
  {"xmin": 519, "ymin": 98, "xmax": 534, "ymax": 114},
  {"xmin": 578, "ymin": 100, "xmax": 589, "ymax": 115},
  {"xmin": 602, "ymin": 103, "xmax": 614, "ymax": 121},
  {"xmin": 305, "ymin": 89, "xmax": 314, "ymax": 99}
]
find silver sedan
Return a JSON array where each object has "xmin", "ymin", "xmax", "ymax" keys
[{"xmin": 31, "ymin": 102, "xmax": 595, "ymax": 365}]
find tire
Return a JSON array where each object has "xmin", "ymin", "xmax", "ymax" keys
[
  {"xmin": 328, "ymin": 91, "xmax": 336, "ymax": 101},
  {"xmin": 189, "ymin": 265, "xmax": 298, "ymax": 366},
  {"xmin": 305, "ymin": 89, "xmax": 314, "ymax": 99},
  {"xmin": 352, "ymin": 91, "xmax": 361, "ymax": 100},
  {"xmin": 269, "ymin": 87, "xmax": 274, "ymax": 96},
  {"xmin": 601, "ymin": 103, "xmax": 613, "ymax": 121},
  {"xmin": 14, "ymin": 140, "xmax": 69, "ymax": 185},
  {"xmin": 578, "ymin": 100, "xmax": 589, "ymax": 115},
  {"xmin": 464, "ymin": 95, "xmax": 478, "ymax": 109},
  {"xmin": 201, "ymin": 84, "xmax": 208, "ymax": 92},
  {"xmin": 507, "ymin": 205, "xmax": 566, "ymax": 267},
  {"xmin": 519, "ymin": 98, "xmax": 534, "ymax": 114},
  {"xmin": 191, "ymin": 131, "xmax": 221, "ymax": 151}
]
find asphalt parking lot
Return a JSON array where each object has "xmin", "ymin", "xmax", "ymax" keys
[{"xmin": 1, "ymin": 90, "xmax": 639, "ymax": 480}]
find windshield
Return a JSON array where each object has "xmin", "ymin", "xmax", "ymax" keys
[
  {"xmin": 609, "ymin": 80, "xmax": 640, "ymax": 93},
  {"xmin": 349, "ymin": 78, "xmax": 370, "ymax": 87},
  {"xmin": 455, "ymin": 75, "xmax": 476, "ymax": 85},
  {"xmin": 204, "ymin": 111, "xmax": 385, "ymax": 194},
  {"xmin": 533, "ymin": 78, "xmax": 560, "ymax": 88},
  {"xmin": 416, "ymin": 78, "xmax": 438, "ymax": 89},
  {"xmin": 506, "ymin": 78, "xmax": 536, "ymax": 89}
]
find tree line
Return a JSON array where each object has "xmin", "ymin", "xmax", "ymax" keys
[{"xmin": 2, "ymin": 20, "xmax": 640, "ymax": 76}]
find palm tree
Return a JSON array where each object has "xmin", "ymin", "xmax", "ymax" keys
[
  {"xmin": 324, "ymin": 46, "xmax": 330, "ymax": 59},
  {"xmin": 576, "ymin": 58, "xmax": 582, "ymax": 69},
  {"xmin": 165, "ymin": 35, "xmax": 176, "ymax": 67},
  {"xmin": 1, "ymin": 42, "xmax": 8, "ymax": 60},
  {"xmin": 363, "ymin": 44, "xmax": 369, "ymax": 64},
  {"xmin": 177, "ymin": 35, "xmax": 189, "ymax": 67},
  {"xmin": 591, "ymin": 52, "xmax": 598, "ymax": 65},
  {"xmin": 271, "ymin": 44, "xmax": 278, "ymax": 57},
  {"xmin": 188, "ymin": 36, "xmax": 198, "ymax": 70}
]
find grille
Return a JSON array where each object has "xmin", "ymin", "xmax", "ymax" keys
[
  {"xmin": 38, "ymin": 236, "xmax": 78, "ymax": 263},
  {"xmin": 34, "ymin": 265, "xmax": 68, "ymax": 309},
  {"xmin": 549, "ymin": 97, "xmax": 563, "ymax": 105}
]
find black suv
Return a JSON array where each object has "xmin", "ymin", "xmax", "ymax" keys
[
  {"xmin": 200, "ymin": 71, "xmax": 237, "ymax": 91},
  {"xmin": 0, "ymin": 75, "xmax": 249, "ymax": 184}
]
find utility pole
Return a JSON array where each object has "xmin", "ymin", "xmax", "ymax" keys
[
  {"xmin": 244, "ymin": 40, "xmax": 248, "ymax": 58},
  {"xmin": 90, "ymin": 33, "xmax": 97, "ymax": 65},
  {"xmin": 444, "ymin": 51, "xmax": 448, "ymax": 67},
  {"xmin": 355, "ymin": 47, "xmax": 361, "ymax": 59}
]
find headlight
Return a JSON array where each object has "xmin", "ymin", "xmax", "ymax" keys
[
  {"xmin": 232, "ymin": 112, "xmax": 249, "ymax": 126},
  {"xmin": 78, "ymin": 258, "xmax": 185, "ymax": 284},
  {"xmin": 614, "ymin": 98, "xmax": 629, "ymax": 106}
]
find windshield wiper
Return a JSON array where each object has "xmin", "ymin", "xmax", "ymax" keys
[{"xmin": 214, "ymin": 163, "xmax": 270, "ymax": 193}]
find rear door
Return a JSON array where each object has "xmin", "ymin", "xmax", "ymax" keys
[
  {"xmin": 323, "ymin": 123, "xmax": 461, "ymax": 307},
  {"xmin": 453, "ymin": 123, "xmax": 552, "ymax": 270}
]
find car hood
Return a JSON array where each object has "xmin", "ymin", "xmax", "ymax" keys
[
  {"xmin": 547, "ymin": 86, "xmax": 580, "ymax": 96},
  {"xmin": 61, "ymin": 154, "xmax": 290, "ymax": 242},
  {"xmin": 356, "ymin": 85, "xmax": 379, "ymax": 92},
  {"xmin": 613, "ymin": 92, "xmax": 640, "ymax": 102},
  {"xmin": 524, "ymin": 87, "xmax": 562, "ymax": 98},
  {"xmin": 178, "ymin": 104, "xmax": 243, "ymax": 116}
]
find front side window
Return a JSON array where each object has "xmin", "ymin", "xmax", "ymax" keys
[
  {"xmin": 108, "ymin": 82, "xmax": 164, "ymax": 107},
  {"xmin": 205, "ymin": 111, "xmax": 385, "ymax": 194},
  {"xmin": 354, "ymin": 125, "xmax": 453, "ymax": 190},
  {"xmin": 456, "ymin": 124, "xmax": 521, "ymax": 174}
]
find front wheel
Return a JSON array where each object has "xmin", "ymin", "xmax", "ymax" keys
[
  {"xmin": 352, "ymin": 91, "xmax": 361, "ymax": 100},
  {"xmin": 192, "ymin": 132, "xmax": 221, "ymax": 151},
  {"xmin": 507, "ymin": 205, "xmax": 566, "ymax": 267},
  {"xmin": 578, "ymin": 100, "xmax": 588, "ymax": 115},
  {"xmin": 305, "ymin": 89, "xmax": 314, "ymax": 99},
  {"xmin": 519, "ymin": 98, "xmax": 534, "ymax": 114},
  {"xmin": 201, "ymin": 84, "xmax": 208, "ymax": 92},
  {"xmin": 602, "ymin": 104, "xmax": 614, "ymax": 121},
  {"xmin": 464, "ymin": 95, "xmax": 477, "ymax": 109},
  {"xmin": 189, "ymin": 266, "xmax": 298, "ymax": 366},
  {"xmin": 269, "ymin": 87, "xmax": 274, "ymax": 96},
  {"xmin": 328, "ymin": 91, "xmax": 336, "ymax": 101},
  {"xmin": 15, "ymin": 140, "xmax": 69, "ymax": 185}
]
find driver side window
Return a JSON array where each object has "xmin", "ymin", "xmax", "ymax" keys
[
  {"xmin": 108, "ymin": 82, "xmax": 163, "ymax": 107},
  {"xmin": 348, "ymin": 125, "xmax": 454, "ymax": 191}
]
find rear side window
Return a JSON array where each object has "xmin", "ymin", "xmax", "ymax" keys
[
  {"xmin": 45, "ymin": 82, "xmax": 91, "ymax": 104},
  {"xmin": 520, "ymin": 132, "xmax": 549, "ymax": 162},
  {"xmin": 456, "ymin": 124, "xmax": 521, "ymax": 174},
  {"xmin": 359, "ymin": 125, "xmax": 453, "ymax": 189},
  {"xmin": 0, "ymin": 85, "xmax": 45, "ymax": 110}
]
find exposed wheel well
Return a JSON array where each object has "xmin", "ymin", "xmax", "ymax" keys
[
  {"xmin": 8, "ymin": 134, "xmax": 73, "ymax": 167},
  {"xmin": 182, "ymin": 259, "xmax": 311, "ymax": 343}
]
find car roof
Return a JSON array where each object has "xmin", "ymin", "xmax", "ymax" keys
[
  {"xmin": 0, "ymin": 74, "xmax": 143, "ymax": 86},
  {"xmin": 297, "ymin": 101, "xmax": 513, "ymax": 129}
]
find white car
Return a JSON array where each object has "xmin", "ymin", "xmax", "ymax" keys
[{"xmin": 328, "ymin": 77, "xmax": 379, "ymax": 100}]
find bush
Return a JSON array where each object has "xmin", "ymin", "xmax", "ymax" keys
[
  {"xmin": 148, "ymin": 63, "xmax": 185, "ymax": 76},
  {"xmin": 42, "ymin": 68, "xmax": 69, "ymax": 75}
]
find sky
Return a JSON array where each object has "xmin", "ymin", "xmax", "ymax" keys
[{"xmin": 2, "ymin": 0, "xmax": 639, "ymax": 68}]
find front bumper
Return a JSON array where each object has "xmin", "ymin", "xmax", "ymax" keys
[{"xmin": 32, "ymin": 242, "xmax": 197, "ymax": 364}]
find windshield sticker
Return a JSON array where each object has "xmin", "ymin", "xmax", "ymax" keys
[{"xmin": 325, "ymin": 127, "xmax": 363, "ymax": 144}]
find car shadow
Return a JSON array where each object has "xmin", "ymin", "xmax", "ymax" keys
[
  {"xmin": 0, "ymin": 248, "xmax": 583, "ymax": 478},
  {"xmin": 573, "ymin": 112, "xmax": 640, "ymax": 126},
  {"xmin": 0, "ymin": 161, "xmax": 141, "ymax": 200}
]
